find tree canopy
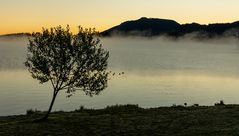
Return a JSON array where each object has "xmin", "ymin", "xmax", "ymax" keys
[{"xmin": 25, "ymin": 26, "xmax": 109, "ymax": 120}]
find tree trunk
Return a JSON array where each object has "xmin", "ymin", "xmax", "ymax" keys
[{"xmin": 42, "ymin": 91, "xmax": 58, "ymax": 120}]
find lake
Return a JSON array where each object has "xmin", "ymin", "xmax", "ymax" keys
[{"xmin": 1, "ymin": 36, "xmax": 239, "ymax": 116}]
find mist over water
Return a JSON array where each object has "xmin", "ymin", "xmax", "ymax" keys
[
  {"xmin": 103, "ymin": 37, "xmax": 239, "ymax": 76},
  {"xmin": 0, "ymin": 37, "xmax": 28, "ymax": 70},
  {"xmin": 1, "ymin": 36, "xmax": 239, "ymax": 116}
]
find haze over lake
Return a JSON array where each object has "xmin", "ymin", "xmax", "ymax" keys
[{"xmin": 1, "ymin": 36, "xmax": 239, "ymax": 116}]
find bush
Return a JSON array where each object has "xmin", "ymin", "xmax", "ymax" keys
[
  {"xmin": 26, "ymin": 109, "xmax": 41, "ymax": 115},
  {"xmin": 104, "ymin": 104, "xmax": 141, "ymax": 114},
  {"xmin": 215, "ymin": 100, "xmax": 225, "ymax": 106}
]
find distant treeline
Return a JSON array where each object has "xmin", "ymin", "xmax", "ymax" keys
[{"xmin": 0, "ymin": 32, "xmax": 31, "ymax": 38}]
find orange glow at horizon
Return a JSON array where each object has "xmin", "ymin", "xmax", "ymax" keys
[
  {"xmin": 0, "ymin": 24, "xmax": 111, "ymax": 35},
  {"xmin": 1, "ymin": 0, "xmax": 239, "ymax": 35}
]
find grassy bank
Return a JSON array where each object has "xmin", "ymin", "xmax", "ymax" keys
[{"xmin": 1, "ymin": 104, "xmax": 239, "ymax": 136}]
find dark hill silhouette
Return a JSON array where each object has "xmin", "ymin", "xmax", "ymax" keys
[
  {"xmin": 102, "ymin": 17, "xmax": 180, "ymax": 36},
  {"xmin": 101, "ymin": 17, "xmax": 239, "ymax": 38},
  {"xmin": 0, "ymin": 33, "xmax": 31, "ymax": 38}
]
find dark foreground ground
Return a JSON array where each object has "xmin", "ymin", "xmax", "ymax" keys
[{"xmin": 1, "ymin": 104, "xmax": 239, "ymax": 136}]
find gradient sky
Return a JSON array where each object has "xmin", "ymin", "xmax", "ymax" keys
[{"xmin": 0, "ymin": 0, "xmax": 239, "ymax": 34}]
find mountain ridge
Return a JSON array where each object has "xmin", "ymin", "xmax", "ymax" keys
[
  {"xmin": 2, "ymin": 18, "xmax": 239, "ymax": 38},
  {"xmin": 101, "ymin": 17, "xmax": 239, "ymax": 38}
]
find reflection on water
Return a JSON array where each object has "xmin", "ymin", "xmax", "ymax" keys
[{"xmin": 1, "ymin": 37, "xmax": 239, "ymax": 116}]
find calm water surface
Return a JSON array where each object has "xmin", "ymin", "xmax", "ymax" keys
[{"xmin": 1, "ymin": 37, "xmax": 239, "ymax": 116}]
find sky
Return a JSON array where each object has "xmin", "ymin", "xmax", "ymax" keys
[{"xmin": 0, "ymin": 0, "xmax": 239, "ymax": 34}]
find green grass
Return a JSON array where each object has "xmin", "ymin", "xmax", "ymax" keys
[{"xmin": 1, "ymin": 104, "xmax": 239, "ymax": 136}]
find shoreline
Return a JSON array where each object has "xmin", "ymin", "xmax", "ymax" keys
[
  {"xmin": 0, "ymin": 102, "xmax": 231, "ymax": 117},
  {"xmin": 1, "ymin": 104, "xmax": 239, "ymax": 135}
]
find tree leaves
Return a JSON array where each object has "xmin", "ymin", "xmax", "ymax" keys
[{"xmin": 25, "ymin": 26, "xmax": 109, "ymax": 97}]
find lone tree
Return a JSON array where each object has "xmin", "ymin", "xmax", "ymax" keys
[{"xmin": 25, "ymin": 26, "xmax": 109, "ymax": 120}]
